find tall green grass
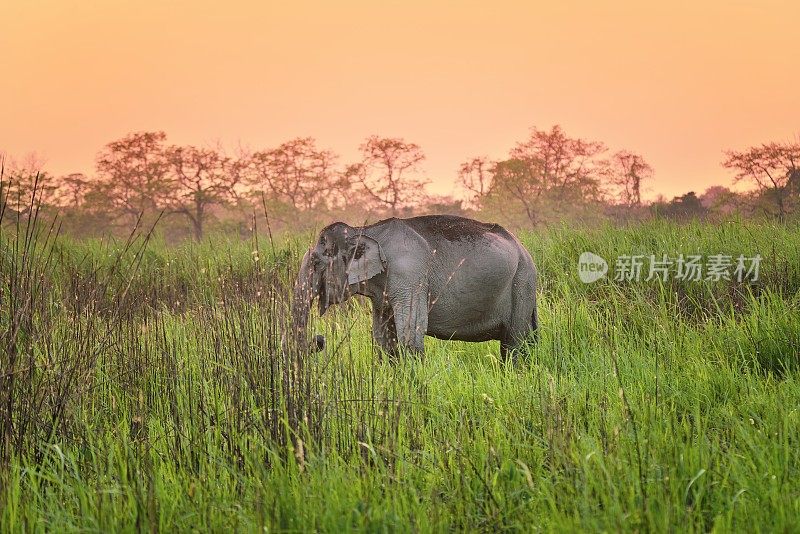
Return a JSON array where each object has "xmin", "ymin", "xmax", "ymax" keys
[{"xmin": 1, "ymin": 214, "xmax": 799, "ymax": 532}]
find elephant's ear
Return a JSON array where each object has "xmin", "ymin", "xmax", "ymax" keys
[{"xmin": 346, "ymin": 235, "xmax": 385, "ymax": 285}]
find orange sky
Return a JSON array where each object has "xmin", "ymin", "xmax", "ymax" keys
[{"xmin": 1, "ymin": 0, "xmax": 798, "ymax": 200}]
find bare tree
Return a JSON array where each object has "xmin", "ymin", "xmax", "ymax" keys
[
  {"xmin": 1, "ymin": 153, "xmax": 57, "ymax": 212},
  {"xmin": 164, "ymin": 145, "xmax": 242, "ymax": 240},
  {"xmin": 458, "ymin": 156, "xmax": 493, "ymax": 208},
  {"xmin": 53, "ymin": 173, "xmax": 92, "ymax": 209},
  {"xmin": 510, "ymin": 125, "xmax": 606, "ymax": 203},
  {"xmin": 485, "ymin": 125, "xmax": 607, "ymax": 226},
  {"xmin": 349, "ymin": 136, "xmax": 428, "ymax": 217},
  {"xmin": 723, "ymin": 140, "xmax": 800, "ymax": 221},
  {"xmin": 95, "ymin": 131, "xmax": 171, "ymax": 226},
  {"xmin": 489, "ymin": 158, "xmax": 545, "ymax": 226},
  {"xmin": 248, "ymin": 137, "xmax": 340, "ymax": 216},
  {"xmin": 606, "ymin": 150, "xmax": 653, "ymax": 206}
]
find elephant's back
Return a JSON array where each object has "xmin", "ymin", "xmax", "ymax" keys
[{"xmin": 401, "ymin": 214, "xmax": 516, "ymax": 245}]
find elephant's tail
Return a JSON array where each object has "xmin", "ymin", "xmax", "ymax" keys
[{"xmin": 531, "ymin": 300, "xmax": 539, "ymax": 342}]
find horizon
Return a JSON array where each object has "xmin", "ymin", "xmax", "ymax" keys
[{"xmin": 2, "ymin": 1, "xmax": 798, "ymax": 201}]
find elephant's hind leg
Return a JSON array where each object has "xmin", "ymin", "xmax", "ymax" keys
[
  {"xmin": 502, "ymin": 270, "xmax": 538, "ymax": 362},
  {"xmin": 500, "ymin": 330, "xmax": 530, "ymax": 363},
  {"xmin": 500, "ymin": 340, "xmax": 511, "ymax": 362}
]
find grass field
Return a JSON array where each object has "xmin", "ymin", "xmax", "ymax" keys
[{"xmin": 1, "ymin": 217, "xmax": 799, "ymax": 532}]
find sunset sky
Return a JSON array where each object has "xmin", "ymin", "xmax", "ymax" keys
[{"xmin": 1, "ymin": 0, "xmax": 798, "ymax": 200}]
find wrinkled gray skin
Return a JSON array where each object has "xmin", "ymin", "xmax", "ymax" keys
[{"xmin": 291, "ymin": 215, "xmax": 538, "ymax": 360}]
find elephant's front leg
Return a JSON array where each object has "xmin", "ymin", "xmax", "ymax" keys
[
  {"xmin": 371, "ymin": 304, "xmax": 398, "ymax": 359},
  {"xmin": 390, "ymin": 286, "xmax": 428, "ymax": 355}
]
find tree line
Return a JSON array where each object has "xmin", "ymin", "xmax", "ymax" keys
[{"xmin": 2, "ymin": 126, "xmax": 799, "ymax": 240}]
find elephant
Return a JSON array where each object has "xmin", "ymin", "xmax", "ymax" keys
[{"xmin": 290, "ymin": 215, "xmax": 538, "ymax": 360}]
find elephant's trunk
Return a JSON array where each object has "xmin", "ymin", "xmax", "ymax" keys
[{"xmin": 290, "ymin": 250, "xmax": 325, "ymax": 352}]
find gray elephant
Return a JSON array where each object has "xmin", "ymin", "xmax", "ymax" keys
[{"xmin": 291, "ymin": 215, "xmax": 538, "ymax": 359}]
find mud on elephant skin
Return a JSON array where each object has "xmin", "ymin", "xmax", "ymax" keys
[{"xmin": 290, "ymin": 214, "xmax": 538, "ymax": 360}]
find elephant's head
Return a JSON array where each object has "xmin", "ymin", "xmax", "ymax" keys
[{"xmin": 290, "ymin": 223, "xmax": 386, "ymax": 352}]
